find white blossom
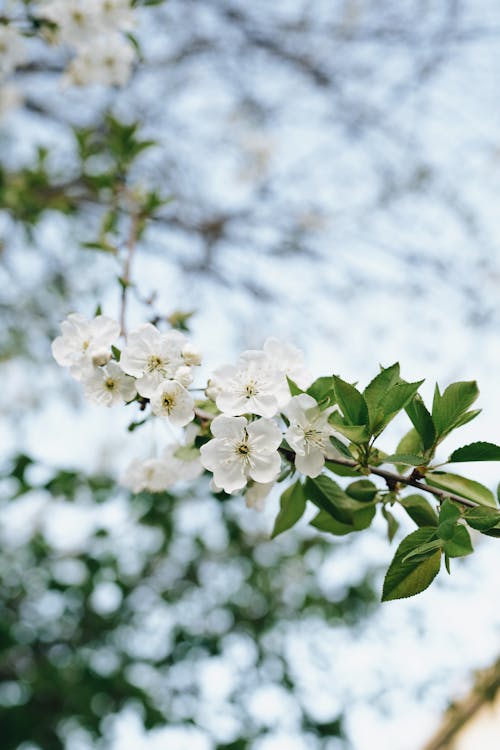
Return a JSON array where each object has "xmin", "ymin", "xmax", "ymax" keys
[
  {"xmin": 284, "ymin": 393, "xmax": 339, "ymax": 478},
  {"xmin": 263, "ymin": 337, "xmax": 313, "ymax": 406},
  {"xmin": 63, "ymin": 33, "xmax": 135, "ymax": 87},
  {"xmin": 182, "ymin": 343, "xmax": 202, "ymax": 367},
  {"xmin": 150, "ymin": 380, "xmax": 195, "ymax": 426},
  {"xmin": 174, "ymin": 365, "xmax": 193, "ymax": 388},
  {"xmin": 245, "ymin": 481, "xmax": 275, "ymax": 511},
  {"xmin": 205, "ymin": 378, "xmax": 220, "ymax": 402},
  {"xmin": 0, "ymin": 25, "xmax": 26, "ymax": 77},
  {"xmin": 119, "ymin": 323, "xmax": 187, "ymax": 397},
  {"xmin": 212, "ymin": 351, "xmax": 284, "ymax": 418},
  {"xmin": 40, "ymin": 0, "xmax": 101, "ymax": 45},
  {"xmin": 82, "ymin": 361, "xmax": 136, "ymax": 407},
  {"xmin": 51, "ymin": 313, "xmax": 120, "ymax": 380},
  {"xmin": 121, "ymin": 457, "xmax": 171, "ymax": 494},
  {"xmin": 99, "ymin": 0, "xmax": 135, "ymax": 32},
  {"xmin": 161, "ymin": 443, "xmax": 203, "ymax": 484},
  {"xmin": 200, "ymin": 415, "xmax": 282, "ymax": 494}
]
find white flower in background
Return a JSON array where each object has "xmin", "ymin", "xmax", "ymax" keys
[
  {"xmin": 263, "ymin": 337, "xmax": 313, "ymax": 406},
  {"xmin": 174, "ymin": 365, "xmax": 193, "ymax": 388},
  {"xmin": 52, "ymin": 313, "xmax": 120, "ymax": 380},
  {"xmin": 150, "ymin": 380, "xmax": 194, "ymax": 426},
  {"xmin": 120, "ymin": 324, "xmax": 186, "ymax": 397},
  {"xmin": 63, "ymin": 33, "xmax": 135, "ymax": 87},
  {"xmin": 212, "ymin": 351, "xmax": 283, "ymax": 418},
  {"xmin": 205, "ymin": 378, "xmax": 220, "ymax": 402},
  {"xmin": 245, "ymin": 481, "xmax": 275, "ymax": 511},
  {"xmin": 82, "ymin": 361, "xmax": 136, "ymax": 407},
  {"xmin": 162, "ymin": 443, "xmax": 203, "ymax": 484},
  {"xmin": 284, "ymin": 393, "xmax": 339, "ymax": 478},
  {"xmin": 182, "ymin": 343, "xmax": 202, "ymax": 367},
  {"xmin": 40, "ymin": 0, "xmax": 100, "ymax": 44},
  {"xmin": 0, "ymin": 83, "xmax": 22, "ymax": 116},
  {"xmin": 200, "ymin": 415, "xmax": 282, "ymax": 493},
  {"xmin": 0, "ymin": 25, "xmax": 26, "ymax": 77},
  {"xmin": 99, "ymin": 0, "xmax": 135, "ymax": 32},
  {"xmin": 121, "ymin": 457, "xmax": 171, "ymax": 494}
]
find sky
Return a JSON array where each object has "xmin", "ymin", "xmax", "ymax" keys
[{"xmin": 2, "ymin": 1, "xmax": 500, "ymax": 749}]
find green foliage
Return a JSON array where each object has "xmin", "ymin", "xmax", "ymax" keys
[
  {"xmin": 271, "ymin": 480, "xmax": 306, "ymax": 538},
  {"xmin": 271, "ymin": 367, "xmax": 500, "ymax": 600},
  {"xmin": 332, "ymin": 375, "xmax": 369, "ymax": 428},
  {"xmin": 464, "ymin": 506, "xmax": 500, "ymax": 531},
  {"xmin": 449, "ymin": 441, "xmax": 500, "ymax": 462},
  {"xmin": 425, "ymin": 472, "xmax": 496, "ymax": 507},
  {"xmin": 432, "ymin": 381, "xmax": 480, "ymax": 442},
  {"xmin": 405, "ymin": 394, "xmax": 436, "ymax": 451},
  {"xmin": 305, "ymin": 476, "xmax": 376, "ymax": 534},
  {"xmin": 1, "ymin": 454, "xmax": 373, "ymax": 750},
  {"xmin": 400, "ymin": 494, "xmax": 439, "ymax": 528},
  {"xmin": 382, "ymin": 528, "xmax": 442, "ymax": 601},
  {"xmin": 306, "ymin": 376, "xmax": 336, "ymax": 407}
]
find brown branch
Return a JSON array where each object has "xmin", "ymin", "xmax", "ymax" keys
[
  {"xmin": 325, "ymin": 456, "xmax": 478, "ymax": 509},
  {"xmin": 421, "ymin": 657, "xmax": 500, "ymax": 750},
  {"xmin": 119, "ymin": 210, "xmax": 140, "ymax": 338}
]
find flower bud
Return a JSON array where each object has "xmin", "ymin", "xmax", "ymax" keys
[
  {"xmin": 92, "ymin": 348, "xmax": 111, "ymax": 367},
  {"xmin": 205, "ymin": 379, "xmax": 220, "ymax": 401},
  {"xmin": 174, "ymin": 365, "xmax": 193, "ymax": 387},
  {"xmin": 182, "ymin": 343, "xmax": 202, "ymax": 366}
]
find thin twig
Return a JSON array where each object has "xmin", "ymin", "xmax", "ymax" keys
[
  {"xmin": 324, "ymin": 456, "xmax": 478, "ymax": 509},
  {"xmin": 119, "ymin": 211, "xmax": 140, "ymax": 338}
]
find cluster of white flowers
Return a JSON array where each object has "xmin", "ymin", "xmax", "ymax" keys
[
  {"xmin": 53, "ymin": 314, "xmax": 343, "ymax": 509},
  {"xmin": 0, "ymin": 24, "xmax": 26, "ymax": 116},
  {"xmin": 39, "ymin": 0, "xmax": 137, "ymax": 86}
]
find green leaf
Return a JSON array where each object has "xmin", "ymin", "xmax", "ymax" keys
[
  {"xmin": 425, "ymin": 472, "xmax": 496, "ymax": 508},
  {"xmin": 286, "ymin": 376, "xmax": 303, "ymax": 397},
  {"xmin": 325, "ymin": 460, "xmax": 362, "ymax": 477},
  {"xmin": 363, "ymin": 363, "xmax": 401, "ymax": 426},
  {"xmin": 439, "ymin": 498, "xmax": 461, "ymax": 524},
  {"xmin": 345, "ymin": 480, "xmax": 378, "ymax": 503},
  {"xmin": 329, "ymin": 436, "xmax": 354, "ymax": 459},
  {"xmin": 451, "ymin": 409, "xmax": 482, "ymax": 431},
  {"xmin": 401, "ymin": 538, "xmax": 442, "ymax": 564},
  {"xmin": 448, "ymin": 441, "xmax": 500, "ymax": 463},
  {"xmin": 432, "ymin": 381, "xmax": 479, "ymax": 440},
  {"xmin": 405, "ymin": 395, "xmax": 436, "ymax": 451},
  {"xmin": 310, "ymin": 503, "xmax": 375, "ymax": 534},
  {"xmin": 443, "ymin": 525, "xmax": 473, "ymax": 558},
  {"xmin": 111, "ymin": 345, "xmax": 121, "ymax": 361},
  {"xmin": 382, "ymin": 528, "xmax": 442, "ymax": 601},
  {"xmin": 394, "ymin": 428, "xmax": 423, "ymax": 473},
  {"xmin": 373, "ymin": 379, "xmax": 424, "ymax": 435},
  {"xmin": 437, "ymin": 499, "xmax": 462, "ymax": 541},
  {"xmin": 310, "ymin": 510, "xmax": 353, "ymax": 536},
  {"xmin": 400, "ymin": 494, "xmax": 439, "ymax": 527},
  {"xmin": 307, "ymin": 376, "xmax": 335, "ymax": 405},
  {"xmin": 332, "ymin": 376, "xmax": 369, "ymax": 426},
  {"xmin": 271, "ymin": 481, "xmax": 306, "ymax": 539},
  {"xmin": 352, "ymin": 504, "xmax": 376, "ymax": 530},
  {"xmin": 328, "ymin": 412, "xmax": 370, "ymax": 444},
  {"xmin": 464, "ymin": 506, "xmax": 500, "ymax": 531},
  {"xmin": 382, "ymin": 454, "xmax": 426, "ymax": 467},
  {"xmin": 381, "ymin": 506, "xmax": 399, "ymax": 542},
  {"xmin": 304, "ymin": 475, "xmax": 371, "ymax": 524}
]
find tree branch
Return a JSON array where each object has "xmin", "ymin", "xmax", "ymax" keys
[
  {"xmin": 324, "ymin": 456, "xmax": 478, "ymax": 508},
  {"xmin": 119, "ymin": 210, "xmax": 140, "ymax": 338}
]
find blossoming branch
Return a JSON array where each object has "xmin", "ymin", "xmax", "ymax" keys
[{"xmin": 52, "ymin": 312, "xmax": 500, "ymax": 601}]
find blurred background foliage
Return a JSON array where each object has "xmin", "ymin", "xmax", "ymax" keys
[{"xmin": 2, "ymin": 1, "xmax": 500, "ymax": 749}]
